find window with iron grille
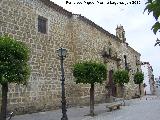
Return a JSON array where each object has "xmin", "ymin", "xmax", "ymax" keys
[
  {"xmin": 38, "ymin": 16, "xmax": 47, "ymax": 34},
  {"xmin": 124, "ymin": 55, "xmax": 127, "ymax": 68}
]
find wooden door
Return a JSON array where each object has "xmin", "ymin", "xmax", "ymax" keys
[{"xmin": 108, "ymin": 70, "xmax": 117, "ymax": 97}]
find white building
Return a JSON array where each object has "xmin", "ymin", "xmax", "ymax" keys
[
  {"xmin": 155, "ymin": 77, "xmax": 160, "ymax": 96},
  {"xmin": 141, "ymin": 62, "xmax": 155, "ymax": 95}
]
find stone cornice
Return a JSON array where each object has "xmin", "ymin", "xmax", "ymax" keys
[
  {"xmin": 76, "ymin": 14, "xmax": 122, "ymax": 43},
  {"xmin": 39, "ymin": 0, "xmax": 72, "ymax": 17},
  {"xmin": 127, "ymin": 45, "xmax": 141, "ymax": 56}
]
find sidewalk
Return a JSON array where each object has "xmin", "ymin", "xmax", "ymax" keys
[
  {"xmin": 12, "ymin": 103, "xmax": 109, "ymax": 120},
  {"xmin": 11, "ymin": 95, "xmax": 160, "ymax": 120}
]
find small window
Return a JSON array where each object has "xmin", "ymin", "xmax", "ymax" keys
[{"xmin": 38, "ymin": 16, "xmax": 47, "ymax": 34}]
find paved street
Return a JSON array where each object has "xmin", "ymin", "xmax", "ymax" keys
[{"xmin": 12, "ymin": 95, "xmax": 160, "ymax": 120}]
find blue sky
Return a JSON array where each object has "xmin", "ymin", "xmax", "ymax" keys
[{"xmin": 52, "ymin": 0, "xmax": 160, "ymax": 78}]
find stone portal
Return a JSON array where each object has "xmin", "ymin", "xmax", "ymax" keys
[{"xmin": 108, "ymin": 70, "xmax": 117, "ymax": 97}]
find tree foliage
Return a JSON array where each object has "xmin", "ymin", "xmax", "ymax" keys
[
  {"xmin": 73, "ymin": 61, "xmax": 107, "ymax": 116},
  {"xmin": 73, "ymin": 61, "xmax": 107, "ymax": 84},
  {"xmin": 113, "ymin": 69, "xmax": 129, "ymax": 85},
  {"xmin": 0, "ymin": 35, "xmax": 30, "ymax": 120},
  {"xmin": 0, "ymin": 36, "xmax": 30, "ymax": 85},
  {"xmin": 134, "ymin": 72, "xmax": 144, "ymax": 84},
  {"xmin": 154, "ymin": 38, "xmax": 160, "ymax": 46},
  {"xmin": 144, "ymin": 0, "xmax": 160, "ymax": 46}
]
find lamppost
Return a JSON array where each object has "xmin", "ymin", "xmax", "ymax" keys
[{"xmin": 57, "ymin": 47, "xmax": 68, "ymax": 120}]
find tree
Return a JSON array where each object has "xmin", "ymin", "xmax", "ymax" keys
[
  {"xmin": 0, "ymin": 36, "xmax": 30, "ymax": 120},
  {"xmin": 113, "ymin": 69, "xmax": 129, "ymax": 97},
  {"xmin": 113, "ymin": 69, "xmax": 129, "ymax": 85},
  {"xmin": 144, "ymin": 0, "xmax": 160, "ymax": 46},
  {"xmin": 155, "ymin": 38, "xmax": 160, "ymax": 46},
  {"xmin": 134, "ymin": 72, "xmax": 144, "ymax": 96},
  {"xmin": 73, "ymin": 61, "xmax": 107, "ymax": 116}
]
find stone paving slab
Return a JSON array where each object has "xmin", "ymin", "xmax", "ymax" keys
[{"xmin": 11, "ymin": 96, "xmax": 160, "ymax": 120}]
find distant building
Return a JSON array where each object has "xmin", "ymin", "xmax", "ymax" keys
[
  {"xmin": 155, "ymin": 77, "xmax": 160, "ymax": 96},
  {"xmin": 141, "ymin": 62, "xmax": 155, "ymax": 95}
]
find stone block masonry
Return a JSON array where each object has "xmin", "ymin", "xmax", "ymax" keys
[{"xmin": 0, "ymin": 0, "xmax": 142, "ymax": 114}]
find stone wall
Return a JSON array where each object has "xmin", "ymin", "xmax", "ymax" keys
[
  {"xmin": 0, "ymin": 0, "xmax": 141, "ymax": 114},
  {"xmin": 0, "ymin": 0, "xmax": 76, "ymax": 114},
  {"xmin": 72, "ymin": 15, "xmax": 142, "ymax": 99}
]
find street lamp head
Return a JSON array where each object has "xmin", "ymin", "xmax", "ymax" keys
[{"xmin": 57, "ymin": 48, "xmax": 67, "ymax": 58}]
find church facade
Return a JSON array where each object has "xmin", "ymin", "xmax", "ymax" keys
[{"xmin": 0, "ymin": 0, "xmax": 143, "ymax": 114}]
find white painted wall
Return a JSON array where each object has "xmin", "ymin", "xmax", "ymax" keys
[
  {"xmin": 155, "ymin": 78, "xmax": 160, "ymax": 96},
  {"xmin": 141, "ymin": 64, "xmax": 151, "ymax": 94}
]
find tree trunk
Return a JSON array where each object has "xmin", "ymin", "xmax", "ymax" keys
[
  {"xmin": 121, "ymin": 84, "xmax": 124, "ymax": 98},
  {"xmin": 139, "ymin": 84, "xmax": 141, "ymax": 96},
  {"xmin": 0, "ymin": 83, "xmax": 8, "ymax": 120},
  {"xmin": 90, "ymin": 84, "xmax": 94, "ymax": 116}
]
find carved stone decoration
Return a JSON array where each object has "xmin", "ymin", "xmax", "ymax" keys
[
  {"xmin": 108, "ymin": 41, "xmax": 112, "ymax": 46},
  {"xmin": 136, "ymin": 60, "xmax": 141, "ymax": 66},
  {"xmin": 101, "ymin": 47, "xmax": 110, "ymax": 59}
]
